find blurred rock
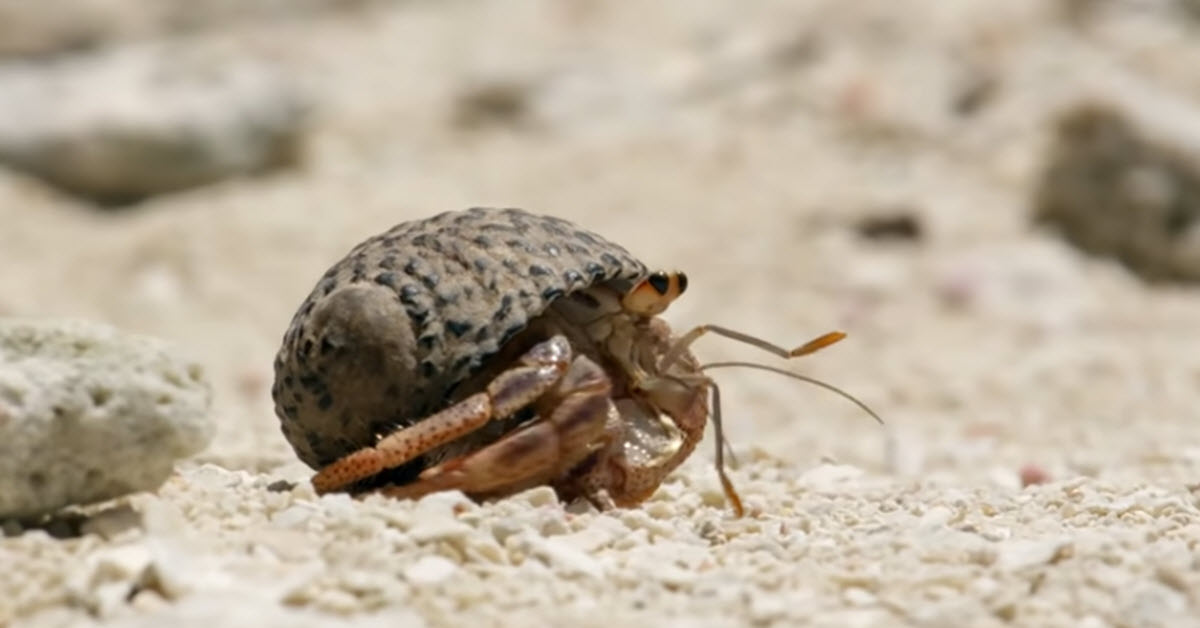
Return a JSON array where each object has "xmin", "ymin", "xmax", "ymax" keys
[
  {"xmin": 0, "ymin": 0, "xmax": 377, "ymax": 59},
  {"xmin": 0, "ymin": 318, "xmax": 213, "ymax": 519},
  {"xmin": 0, "ymin": 0, "xmax": 151, "ymax": 58},
  {"xmin": 453, "ymin": 78, "xmax": 535, "ymax": 131},
  {"xmin": 854, "ymin": 210, "xmax": 923, "ymax": 242},
  {"xmin": 0, "ymin": 45, "xmax": 309, "ymax": 205},
  {"xmin": 1034, "ymin": 103, "xmax": 1200, "ymax": 282}
]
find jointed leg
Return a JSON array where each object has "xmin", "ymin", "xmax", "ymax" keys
[
  {"xmin": 312, "ymin": 335, "xmax": 576, "ymax": 494},
  {"xmin": 379, "ymin": 353, "xmax": 616, "ymax": 501},
  {"xmin": 569, "ymin": 373, "xmax": 746, "ymax": 517}
]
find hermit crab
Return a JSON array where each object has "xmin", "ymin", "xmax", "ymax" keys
[{"xmin": 272, "ymin": 207, "xmax": 879, "ymax": 516}]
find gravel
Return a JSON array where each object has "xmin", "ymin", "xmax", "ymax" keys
[{"xmin": 6, "ymin": 463, "xmax": 1198, "ymax": 626}]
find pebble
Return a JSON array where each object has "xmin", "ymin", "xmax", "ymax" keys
[
  {"xmin": 748, "ymin": 591, "xmax": 786, "ymax": 623},
  {"xmin": 0, "ymin": 318, "xmax": 212, "ymax": 518},
  {"xmin": 556, "ymin": 523, "xmax": 622, "ymax": 553},
  {"xmin": 0, "ymin": 0, "xmax": 368, "ymax": 59},
  {"xmin": 512, "ymin": 531, "xmax": 605, "ymax": 579},
  {"xmin": 270, "ymin": 504, "xmax": 317, "ymax": 530},
  {"xmin": 144, "ymin": 539, "xmax": 224, "ymax": 600},
  {"xmin": 408, "ymin": 519, "xmax": 477, "ymax": 544},
  {"xmin": 79, "ymin": 504, "xmax": 143, "ymax": 540},
  {"xmin": 1034, "ymin": 96, "xmax": 1200, "ymax": 283},
  {"xmin": 995, "ymin": 538, "xmax": 1073, "ymax": 572},
  {"xmin": 797, "ymin": 464, "xmax": 867, "ymax": 492},
  {"xmin": 843, "ymin": 587, "xmax": 878, "ymax": 607},
  {"xmin": 403, "ymin": 555, "xmax": 459, "ymax": 586},
  {"xmin": 0, "ymin": 44, "xmax": 308, "ymax": 204}
]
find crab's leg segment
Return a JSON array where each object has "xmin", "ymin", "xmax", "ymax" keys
[
  {"xmin": 659, "ymin": 326, "xmax": 847, "ymax": 372},
  {"xmin": 707, "ymin": 380, "xmax": 744, "ymax": 517},
  {"xmin": 379, "ymin": 354, "xmax": 615, "ymax": 500},
  {"xmin": 311, "ymin": 335, "xmax": 576, "ymax": 494}
]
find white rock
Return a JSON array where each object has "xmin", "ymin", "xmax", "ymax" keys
[
  {"xmin": 270, "ymin": 504, "xmax": 317, "ymax": 529},
  {"xmin": 843, "ymin": 587, "xmax": 877, "ymax": 606},
  {"xmin": 796, "ymin": 464, "xmax": 866, "ymax": 492},
  {"xmin": 411, "ymin": 490, "xmax": 475, "ymax": 519},
  {"xmin": 79, "ymin": 503, "xmax": 143, "ymax": 539},
  {"xmin": 986, "ymin": 466, "xmax": 1022, "ymax": 491},
  {"xmin": 512, "ymin": 531, "xmax": 605, "ymax": 579},
  {"xmin": 139, "ymin": 497, "xmax": 190, "ymax": 537},
  {"xmin": 995, "ymin": 538, "xmax": 1073, "ymax": 572},
  {"xmin": 0, "ymin": 318, "xmax": 213, "ymax": 518},
  {"xmin": 408, "ymin": 518, "xmax": 477, "ymax": 544},
  {"xmin": 89, "ymin": 543, "xmax": 153, "ymax": 583},
  {"xmin": 0, "ymin": 43, "xmax": 309, "ymax": 204},
  {"xmin": 556, "ymin": 524, "xmax": 622, "ymax": 553},
  {"xmin": 65, "ymin": 542, "xmax": 153, "ymax": 616},
  {"xmin": 184, "ymin": 464, "xmax": 246, "ymax": 492},
  {"xmin": 917, "ymin": 505, "xmax": 957, "ymax": 529},
  {"xmin": 748, "ymin": 591, "xmax": 786, "ymax": 623},
  {"xmin": 144, "ymin": 538, "xmax": 235, "ymax": 600},
  {"xmin": 512, "ymin": 485, "xmax": 559, "ymax": 508},
  {"xmin": 403, "ymin": 555, "xmax": 459, "ymax": 585}
]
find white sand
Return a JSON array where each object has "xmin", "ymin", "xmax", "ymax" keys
[{"xmin": 2, "ymin": 1, "xmax": 1200, "ymax": 626}]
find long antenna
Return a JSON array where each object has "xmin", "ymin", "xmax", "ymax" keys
[{"xmin": 700, "ymin": 361, "xmax": 884, "ymax": 425}]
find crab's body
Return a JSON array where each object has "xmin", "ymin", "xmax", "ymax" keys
[{"xmin": 272, "ymin": 208, "xmax": 710, "ymax": 509}]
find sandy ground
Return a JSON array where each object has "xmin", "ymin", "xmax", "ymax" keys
[{"xmin": 3, "ymin": 1, "xmax": 1200, "ymax": 626}]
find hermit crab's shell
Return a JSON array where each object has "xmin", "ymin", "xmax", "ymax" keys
[{"xmin": 272, "ymin": 207, "xmax": 648, "ymax": 471}]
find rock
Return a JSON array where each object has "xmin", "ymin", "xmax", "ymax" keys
[
  {"xmin": 452, "ymin": 77, "xmax": 535, "ymax": 130},
  {"xmin": 796, "ymin": 464, "xmax": 866, "ymax": 492},
  {"xmin": 0, "ymin": 318, "xmax": 213, "ymax": 519},
  {"xmin": 509, "ymin": 531, "xmax": 605, "ymax": 579},
  {"xmin": 402, "ymin": 555, "xmax": 459, "ymax": 585},
  {"xmin": 1034, "ymin": 102, "xmax": 1200, "ymax": 282},
  {"xmin": 0, "ymin": 0, "xmax": 150, "ymax": 59},
  {"xmin": 0, "ymin": 44, "xmax": 309, "ymax": 205},
  {"xmin": 0, "ymin": 0, "xmax": 376, "ymax": 59},
  {"xmin": 854, "ymin": 210, "xmax": 923, "ymax": 242},
  {"xmin": 994, "ymin": 538, "xmax": 1073, "ymax": 572}
]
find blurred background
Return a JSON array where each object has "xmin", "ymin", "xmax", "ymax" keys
[{"xmin": 2, "ymin": 0, "xmax": 1199, "ymax": 489}]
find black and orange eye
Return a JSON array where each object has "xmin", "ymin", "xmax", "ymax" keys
[
  {"xmin": 621, "ymin": 270, "xmax": 688, "ymax": 316},
  {"xmin": 647, "ymin": 271, "xmax": 671, "ymax": 295}
]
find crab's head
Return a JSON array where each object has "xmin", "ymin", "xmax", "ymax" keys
[{"xmin": 618, "ymin": 270, "xmax": 709, "ymax": 442}]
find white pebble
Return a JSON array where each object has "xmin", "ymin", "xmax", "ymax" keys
[
  {"xmin": 89, "ymin": 543, "xmax": 152, "ymax": 582},
  {"xmin": 995, "ymin": 538, "xmax": 1072, "ymax": 572},
  {"xmin": 513, "ymin": 532, "xmax": 604, "ymax": 579},
  {"xmin": 80, "ymin": 504, "xmax": 143, "ymax": 540},
  {"xmin": 843, "ymin": 587, "xmax": 877, "ymax": 606},
  {"xmin": 797, "ymin": 464, "xmax": 866, "ymax": 492},
  {"xmin": 408, "ymin": 519, "xmax": 476, "ymax": 544},
  {"xmin": 403, "ymin": 555, "xmax": 459, "ymax": 585},
  {"xmin": 918, "ymin": 505, "xmax": 956, "ymax": 529},
  {"xmin": 270, "ymin": 504, "xmax": 316, "ymax": 529}
]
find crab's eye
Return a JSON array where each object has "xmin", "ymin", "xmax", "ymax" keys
[
  {"xmin": 647, "ymin": 271, "xmax": 671, "ymax": 295},
  {"xmin": 621, "ymin": 270, "xmax": 687, "ymax": 316}
]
